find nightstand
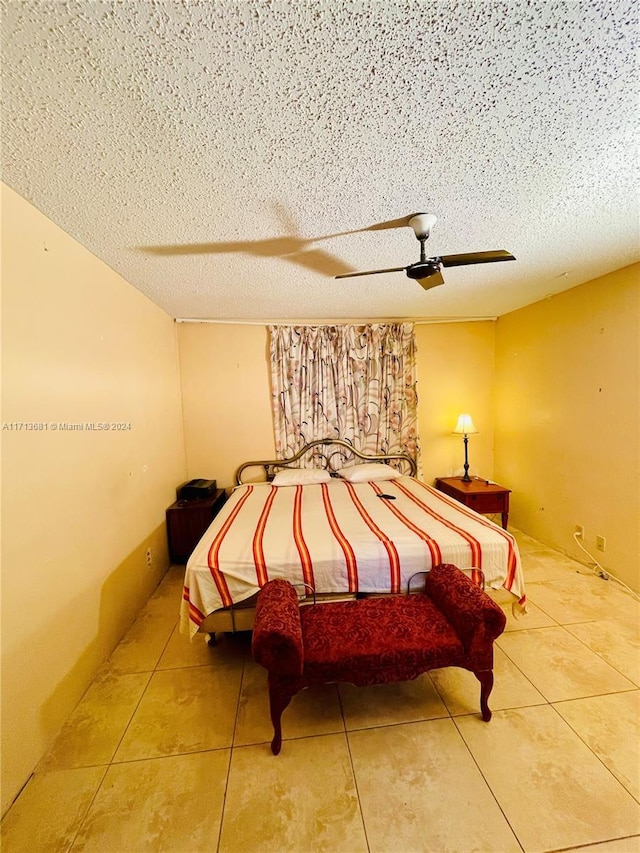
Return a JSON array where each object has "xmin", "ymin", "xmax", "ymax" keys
[
  {"xmin": 435, "ymin": 477, "xmax": 511, "ymax": 529},
  {"xmin": 166, "ymin": 489, "xmax": 227, "ymax": 563}
]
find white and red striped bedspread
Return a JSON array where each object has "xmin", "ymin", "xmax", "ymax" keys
[{"xmin": 181, "ymin": 477, "xmax": 525, "ymax": 638}]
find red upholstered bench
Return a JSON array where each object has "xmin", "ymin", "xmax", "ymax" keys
[{"xmin": 252, "ymin": 563, "xmax": 507, "ymax": 754}]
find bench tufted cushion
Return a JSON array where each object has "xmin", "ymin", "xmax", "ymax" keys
[{"xmin": 301, "ymin": 595, "xmax": 464, "ymax": 684}]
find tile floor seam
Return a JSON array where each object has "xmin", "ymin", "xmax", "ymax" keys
[
  {"xmin": 103, "ymin": 669, "xmax": 155, "ymax": 767},
  {"xmin": 343, "ymin": 742, "xmax": 371, "ymax": 852},
  {"xmin": 562, "ymin": 627, "xmax": 640, "ymax": 685},
  {"xmin": 218, "ymin": 655, "xmax": 252, "ymax": 852},
  {"xmin": 270, "ymin": 729, "xmax": 349, "ymax": 749},
  {"xmin": 496, "ymin": 629, "xmax": 637, "ymax": 706},
  {"xmin": 2, "ymin": 772, "xmax": 33, "ymax": 819},
  {"xmin": 494, "ymin": 631, "xmax": 557, "ymax": 709},
  {"xmin": 559, "ymin": 622, "xmax": 637, "ymax": 680},
  {"xmin": 231, "ymin": 656, "xmax": 248, "ymax": 749},
  {"xmin": 541, "ymin": 833, "xmax": 640, "ymax": 853},
  {"xmin": 153, "ymin": 617, "xmax": 181, "ymax": 671},
  {"xmin": 66, "ymin": 763, "xmax": 110, "ymax": 853},
  {"xmin": 214, "ymin": 748, "xmax": 233, "ymax": 853},
  {"xmin": 547, "ymin": 698, "xmax": 640, "ymax": 805},
  {"xmin": 346, "ymin": 711, "xmax": 452, "ymax": 733},
  {"xmin": 451, "ymin": 714, "xmax": 526, "ymax": 853},
  {"xmin": 104, "ymin": 744, "xmax": 233, "ymax": 766},
  {"xmin": 335, "ymin": 684, "xmax": 371, "ymax": 852},
  {"xmin": 157, "ymin": 660, "xmax": 227, "ymax": 672},
  {"xmin": 427, "ymin": 669, "xmax": 459, "ymax": 718},
  {"xmin": 554, "ymin": 686, "xmax": 639, "ymax": 702}
]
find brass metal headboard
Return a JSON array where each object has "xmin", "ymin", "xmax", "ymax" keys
[{"xmin": 235, "ymin": 438, "xmax": 417, "ymax": 485}]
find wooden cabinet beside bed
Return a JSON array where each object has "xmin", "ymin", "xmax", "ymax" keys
[
  {"xmin": 434, "ymin": 477, "xmax": 511, "ymax": 530},
  {"xmin": 166, "ymin": 489, "xmax": 227, "ymax": 563}
]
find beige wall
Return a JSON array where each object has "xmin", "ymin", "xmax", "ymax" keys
[
  {"xmin": 1, "ymin": 185, "xmax": 186, "ymax": 813},
  {"xmin": 415, "ymin": 322, "xmax": 496, "ymax": 483},
  {"xmin": 494, "ymin": 264, "xmax": 640, "ymax": 591},
  {"xmin": 177, "ymin": 320, "xmax": 497, "ymax": 488},
  {"xmin": 177, "ymin": 323, "xmax": 276, "ymax": 488}
]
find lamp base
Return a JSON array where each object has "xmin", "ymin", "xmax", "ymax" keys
[{"xmin": 461, "ymin": 435, "xmax": 471, "ymax": 482}]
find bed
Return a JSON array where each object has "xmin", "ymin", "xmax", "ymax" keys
[{"xmin": 180, "ymin": 439, "xmax": 526, "ymax": 639}]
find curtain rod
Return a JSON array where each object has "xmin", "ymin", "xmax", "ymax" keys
[{"xmin": 175, "ymin": 317, "xmax": 497, "ymax": 326}]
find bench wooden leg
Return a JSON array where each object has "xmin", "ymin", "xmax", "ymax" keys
[
  {"xmin": 475, "ymin": 670, "xmax": 494, "ymax": 721},
  {"xmin": 268, "ymin": 685, "xmax": 293, "ymax": 755}
]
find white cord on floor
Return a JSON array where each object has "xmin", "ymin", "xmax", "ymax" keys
[{"xmin": 572, "ymin": 532, "xmax": 639, "ymax": 600}]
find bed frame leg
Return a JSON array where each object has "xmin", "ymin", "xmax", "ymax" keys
[
  {"xmin": 207, "ymin": 633, "xmax": 217, "ymax": 646},
  {"xmin": 475, "ymin": 670, "xmax": 494, "ymax": 721}
]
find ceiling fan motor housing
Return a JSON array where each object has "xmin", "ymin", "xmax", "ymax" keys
[{"xmin": 406, "ymin": 261, "xmax": 441, "ymax": 280}]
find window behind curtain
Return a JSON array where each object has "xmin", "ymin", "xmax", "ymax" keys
[{"xmin": 269, "ymin": 323, "xmax": 419, "ymax": 466}]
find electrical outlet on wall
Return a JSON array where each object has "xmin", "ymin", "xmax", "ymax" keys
[
  {"xmin": 574, "ymin": 525, "xmax": 584, "ymax": 539},
  {"xmin": 146, "ymin": 548, "xmax": 152, "ymax": 566},
  {"xmin": 596, "ymin": 536, "xmax": 606, "ymax": 552}
]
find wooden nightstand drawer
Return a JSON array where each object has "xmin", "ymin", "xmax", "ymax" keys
[{"xmin": 466, "ymin": 492, "xmax": 505, "ymax": 513}]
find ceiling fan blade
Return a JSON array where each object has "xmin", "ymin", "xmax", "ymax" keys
[
  {"xmin": 335, "ymin": 266, "xmax": 406, "ymax": 279},
  {"xmin": 439, "ymin": 249, "xmax": 516, "ymax": 267},
  {"xmin": 362, "ymin": 214, "xmax": 418, "ymax": 232},
  {"xmin": 417, "ymin": 269, "xmax": 445, "ymax": 290}
]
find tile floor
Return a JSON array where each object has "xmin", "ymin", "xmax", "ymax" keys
[{"xmin": 2, "ymin": 530, "xmax": 640, "ymax": 853}]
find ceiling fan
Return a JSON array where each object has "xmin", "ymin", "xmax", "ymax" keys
[{"xmin": 335, "ymin": 213, "xmax": 516, "ymax": 290}]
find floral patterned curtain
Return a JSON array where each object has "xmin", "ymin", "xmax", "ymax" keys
[{"xmin": 269, "ymin": 323, "xmax": 419, "ymax": 465}]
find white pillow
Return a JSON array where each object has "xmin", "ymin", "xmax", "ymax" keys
[
  {"xmin": 272, "ymin": 468, "xmax": 331, "ymax": 486},
  {"xmin": 338, "ymin": 463, "xmax": 401, "ymax": 483}
]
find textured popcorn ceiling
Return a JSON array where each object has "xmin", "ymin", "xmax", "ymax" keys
[{"xmin": 2, "ymin": 0, "xmax": 638, "ymax": 322}]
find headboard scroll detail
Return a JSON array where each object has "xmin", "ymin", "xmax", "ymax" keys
[{"xmin": 235, "ymin": 438, "xmax": 417, "ymax": 485}]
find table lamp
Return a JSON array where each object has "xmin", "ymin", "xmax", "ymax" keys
[{"xmin": 452, "ymin": 414, "xmax": 478, "ymax": 482}]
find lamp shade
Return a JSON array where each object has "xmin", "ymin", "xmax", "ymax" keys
[{"xmin": 452, "ymin": 413, "xmax": 478, "ymax": 435}]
